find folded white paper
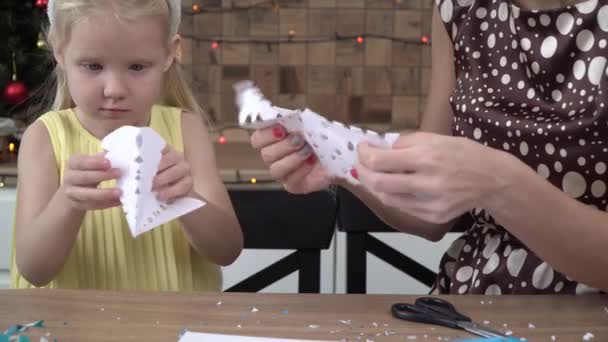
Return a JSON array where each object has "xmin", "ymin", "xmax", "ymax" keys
[
  {"xmin": 179, "ymin": 332, "xmax": 335, "ymax": 342},
  {"xmin": 101, "ymin": 126, "xmax": 205, "ymax": 237},
  {"xmin": 234, "ymin": 81, "xmax": 400, "ymax": 184}
]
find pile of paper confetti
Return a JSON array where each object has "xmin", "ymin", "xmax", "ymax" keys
[{"xmin": 1, "ymin": 320, "xmax": 56, "ymax": 342}]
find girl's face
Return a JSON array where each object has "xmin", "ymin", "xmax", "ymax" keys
[{"xmin": 57, "ymin": 14, "xmax": 175, "ymax": 127}]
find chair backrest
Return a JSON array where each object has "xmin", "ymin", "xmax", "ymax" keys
[
  {"xmin": 230, "ymin": 189, "xmax": 336, "ymax": 250},
  {"xmin": 334, "ymin": 186, "xmax": 472, "ymax": 293},
  {"xmin": 336, "ymin": 186, "xmax": 394, "ymax": 233},
  {"xmin": 225, "ymin": 189, "xmax": 337, "ymax": 293}
]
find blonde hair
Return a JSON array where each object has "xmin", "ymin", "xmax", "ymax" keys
[{"xmin": 45, "ymin": 0, "xmax": 206, "ymax": 121}]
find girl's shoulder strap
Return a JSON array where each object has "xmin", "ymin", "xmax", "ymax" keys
[
  {"xmin": 35, "ymin": 109, "xmax": 75, "ymax": 170},
  {"xmin": 37, "ymin": 108, "xmax": 73, "ymax": 131},
  {"xmin": 150, "ymin": 105, "xmax": 184, "ymax": 152}
]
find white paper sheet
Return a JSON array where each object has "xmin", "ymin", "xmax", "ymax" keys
[
  {"xmin": 101, "ymin": 126, "xmax": 205, "ymax": 237},
  {"xmin": 179, "ymin": 332, "xmax": 335, "ymax": 342},
  {"xmin": 234, "ymin": 81, "xmax": 400, "ymax": 184}
]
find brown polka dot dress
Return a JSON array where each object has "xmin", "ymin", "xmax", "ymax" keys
[{"xmin": 434, "ymin": 0, "xmax": 608, "ymax": 294}]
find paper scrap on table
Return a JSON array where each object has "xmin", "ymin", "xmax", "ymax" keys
[
  {"xmin": 101, "ymin": 126, "xmax": 205, "ymax": 237},
  {"xmin": 1, "ymin": 320, "xmax": 50, "ymax": 342},
  {"xmin": 234, "ymin": 81, "xmax": 400, "ymax": 184},
  {"xmin": 454, "ymin": 339, "xmax": 521, "ymax": 342},
  {"xmin": 179, "ymin": 332, "xmax": 335, "ymax": 342}
]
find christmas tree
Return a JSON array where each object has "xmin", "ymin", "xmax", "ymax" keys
[{"xmin": 0, "ymin": 0, "xmax": 52, "ymax": 120}]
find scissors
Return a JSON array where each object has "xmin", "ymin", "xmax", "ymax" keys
[{"xmin": 391, "ymin": 297, "xmax": 508, "ymax": 339}]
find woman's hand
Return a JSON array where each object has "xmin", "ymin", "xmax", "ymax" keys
[
  {"xmin": 153, "ymin": 145, "xmax": 194, "ymax": 202},
  {"xmin": 61, "ymin": 153, "xmax": 122, "ymax": 210},
  {"xmin": 356, "ymin": 132, "xmax": 516, "ymax": 224},
  {"xmin": 251, "ymin": 124, "xmax": 333, "ymax": 194}
]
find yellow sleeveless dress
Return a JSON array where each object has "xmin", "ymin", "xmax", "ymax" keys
[{"xmin": 10, "ymin": 105, "xmax": 221, "ymax": 291}]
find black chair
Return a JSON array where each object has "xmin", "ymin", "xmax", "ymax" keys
[
  {"xmin": 225, "ymin": 189, "xmax": 336, "ymax": 293},
  {"xmin": 336, "ymin": 186, "xmax": 471, "ymax": 294}
]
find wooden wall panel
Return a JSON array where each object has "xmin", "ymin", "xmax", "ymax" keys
[{"xmin": 187, "ymin": 2, "xmax": 433, "ymax": 130}]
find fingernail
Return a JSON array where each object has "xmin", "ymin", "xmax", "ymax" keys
[
  {"xmin": 305, "ymin": 154, "xmax": 316, "ymax": 165},
  {"xmin": 289, "ymin": 134, "xmax": 302, "ymax": 146},
  {"xmin": 273, "ymin": 126, "xmax": 285, "ymax": 139},
  {"xmin": 298, "ymin": 145, "xmax": 312, "ymax": 156},
  {"xmin": 350, "ymin": 168, "xmax": 359, "ymax": 179}
]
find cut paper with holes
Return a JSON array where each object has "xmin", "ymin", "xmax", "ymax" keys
[
  {"xmin": 179, "ymin": 332, "xmax": 335, "ymax": 342},
  {"xmin": 101, "ymin": 126, "xmax": 205, "ymax": 237},
  {"xmin": 234, "ymin": 80, "xmax": 400, "ymax": 184}
]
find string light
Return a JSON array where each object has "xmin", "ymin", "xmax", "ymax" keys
[
  {"xmin": 184, "ymin": 0, "xmax": 281, "ymax": 13},
  {"xmin": 181, "ymin": 1, "xmax": 431, "ymax": 48},
  {"xmin": 218, "ymin": 135, "xmax": 227, "ymax": 144},
  {"xmin": 8, "ymin": 143, "xmax": 15, "ymax": 153},
  {"xmin": 250, "ymin": 178, "xmax": 257, "ymax": 184},
  {"xmin": 184, "ymin": 33, "xmax": 429, "ymax": 46},
  {"xmin": 287, "ymin": 29, "xmax": 296, "ymax": 42}
]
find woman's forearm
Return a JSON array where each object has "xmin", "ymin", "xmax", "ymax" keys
[
  {"xmin": 337, "ymin": 179, "xmax": 454, "ymax": 241},
  {"xmin": 486, "ymin": 152, "xmax": 608, "ymax": 291}
]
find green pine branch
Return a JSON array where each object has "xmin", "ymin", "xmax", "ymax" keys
[{"xmin": 0, "ymin": 0, "xmax": 53, "ymax": 119}]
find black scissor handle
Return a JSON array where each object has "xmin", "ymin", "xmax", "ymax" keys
[
  {"xmin": 391, "ymin": 303, "xmax": 460, "ymax": 329},
  {"xmin": 415, "ymin": 297, "xmax": 471, "ymax": 322}
]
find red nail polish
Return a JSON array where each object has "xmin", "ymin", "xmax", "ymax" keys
[
  {"xmin": 350, "ymin": 168, "xmax": 358, "ymax": 179},
  {"xmin": 306, "ymin": 154, "xmax": 316, "ymax": 165},
  {"xmin": 272, "ymin": 126, "xmax": 285, "ymax": 139}
]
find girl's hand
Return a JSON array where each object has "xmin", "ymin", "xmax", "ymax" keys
[
  {"xmin": 153, "ymin": 145, "xmax": 194, "ymax": 202},
  {"xmin": 251, "ymin": 124, "xmax": 333, "ymax": 194},
  {"xmin": 356, "ymin": 132, "xmax": 515, "ymax": 224},
  {"xmin": 61, "ymin": 153, "xmax": 122, "ymax": 210}
]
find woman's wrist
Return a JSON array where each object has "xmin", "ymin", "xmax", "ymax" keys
[{"xmin": 481, "ymin": 148, "xmax": 532, "ymax": 219}]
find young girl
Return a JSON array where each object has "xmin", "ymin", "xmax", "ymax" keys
[
  {"xmin": 250, "ymin": 0, "xmax": 608, "ymax": 294},
  {"xmin": 10, "ymin": 0, "xmax": 243, "ymax": 291}
]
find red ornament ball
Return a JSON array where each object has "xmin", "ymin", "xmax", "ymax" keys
[
  {"xmin": 35, "ymin": 0, "xmax": 48, "ymax": 9},
  {"xmin": 3, "ymin": 81, "xmax": 29, "ymax": 105}
]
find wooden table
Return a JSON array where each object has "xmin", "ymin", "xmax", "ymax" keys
[{"xmin": 1, "ymin": 290, "xmax": 607, "ymax": 341}]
